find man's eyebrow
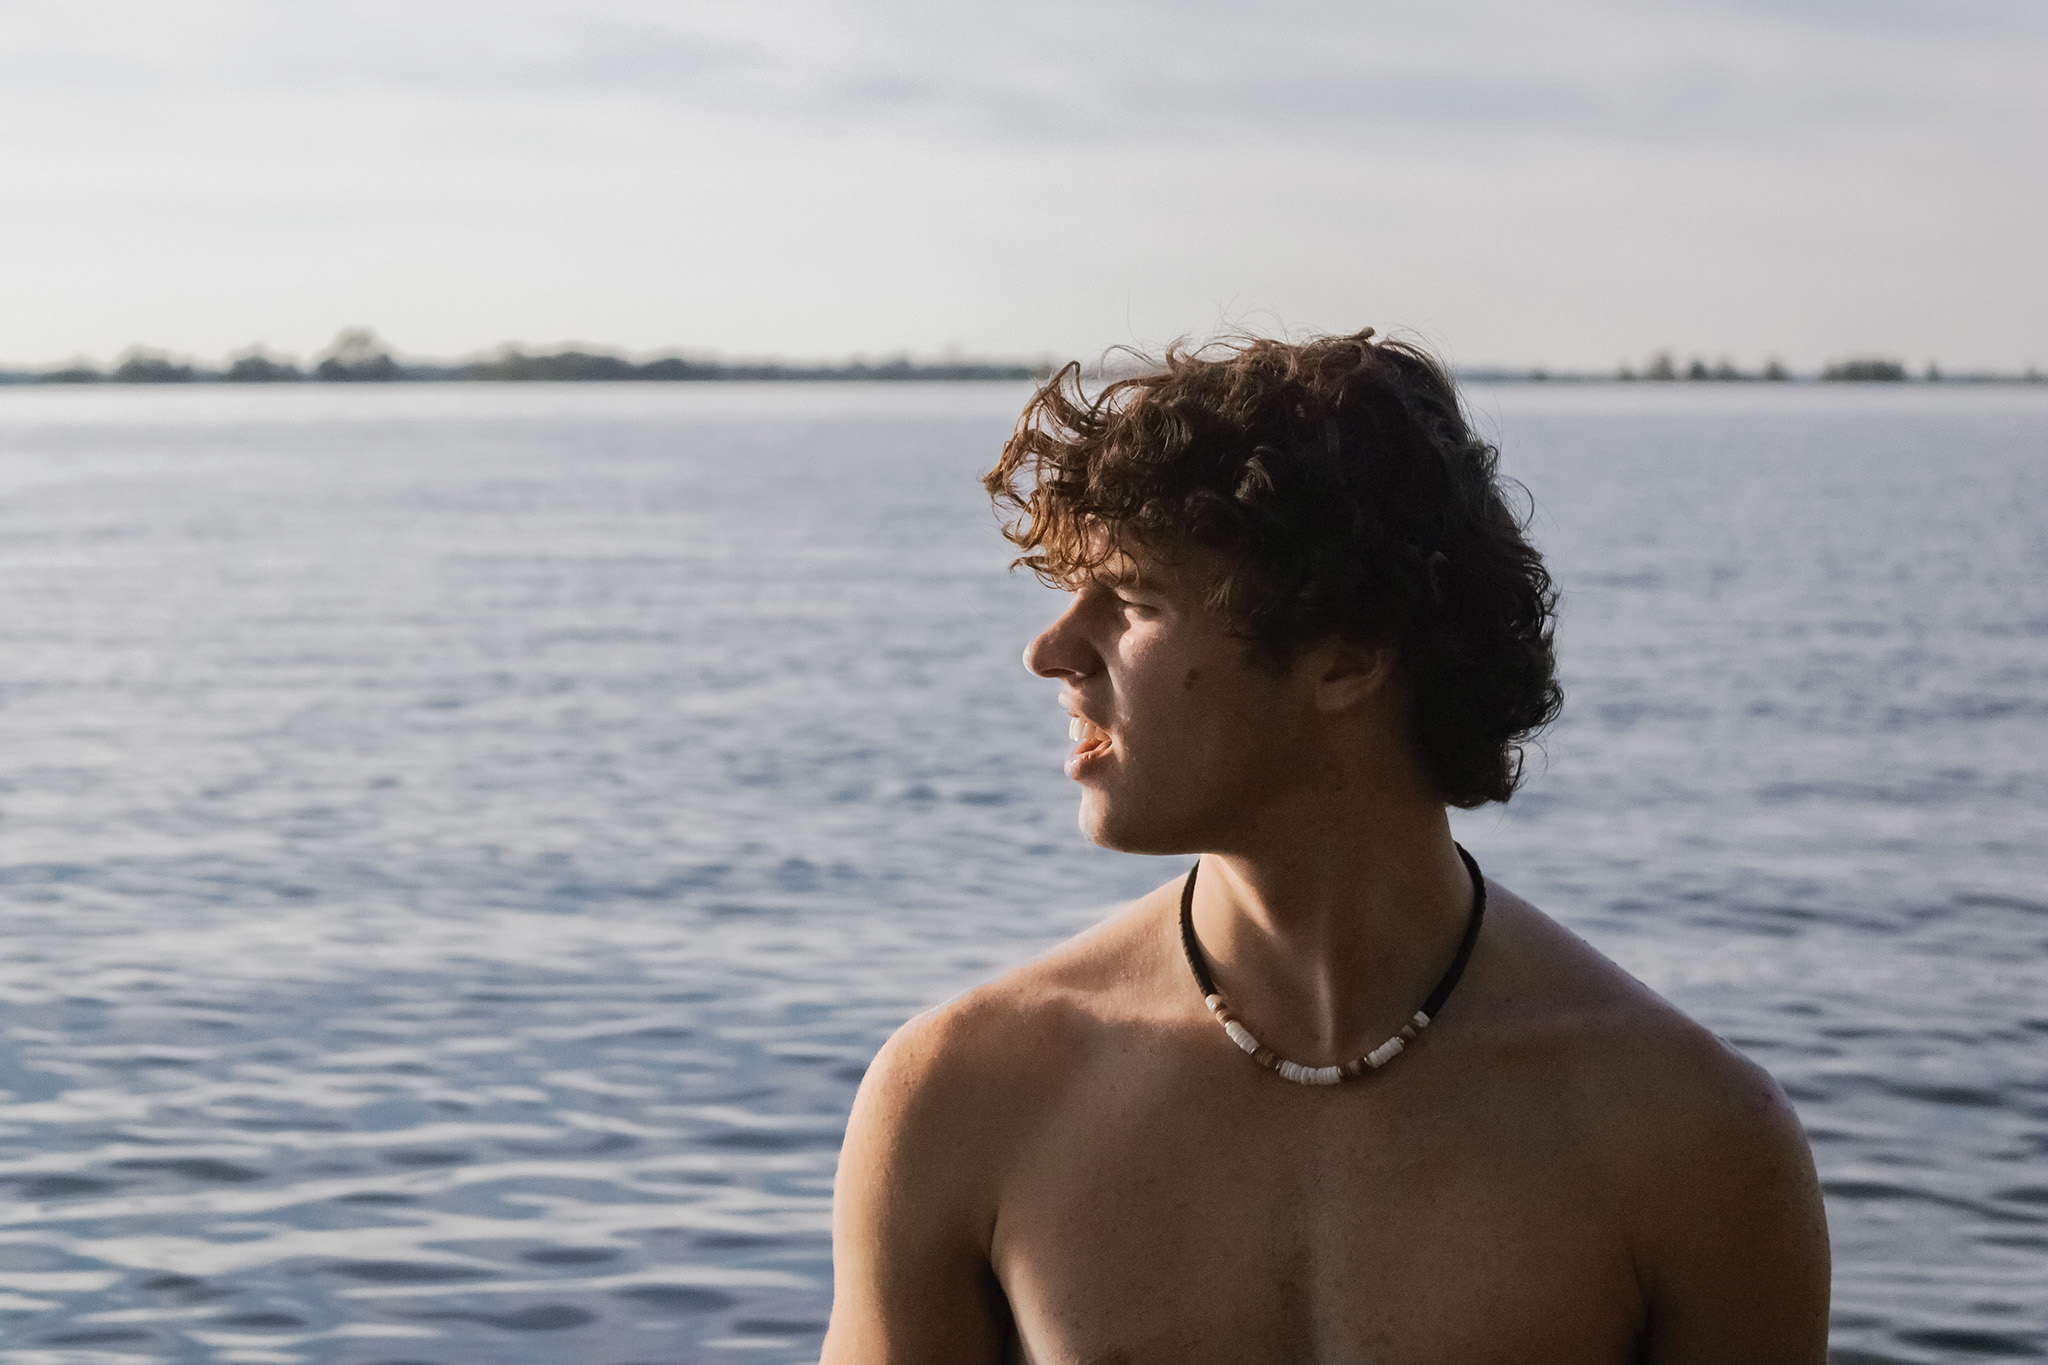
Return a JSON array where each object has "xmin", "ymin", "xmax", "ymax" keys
[
  {"xmin": 1093, "ymin": 553, "xmax": 1155, "ymax": 586},
  {"xmin": 1100, "ymin": 567, "xmax": 1155, "ymax": 592}
]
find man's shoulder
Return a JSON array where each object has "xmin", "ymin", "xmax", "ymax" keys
[
  {"xmin": 852, "ymin": 881, "xmax": 1180, "ymax": 1154},
  {"xmin": 1473, "ymin": 887, "xmax": 1830, "ymax": 1349},
  {"xmin": 1475, "ymin": 886, "xmax": 1798, "ymax": 1135},
  {"xmin": 824, "ymin": 894, "xmax": 1191, "ymax": 1360},
  {"xmin": 1482, "ymin": 886, "xmax": 1796, "ymax": 1130},
  {"xmin": 1474, "ymin": 885, "xmax": 1816, "ymax": 1241}
]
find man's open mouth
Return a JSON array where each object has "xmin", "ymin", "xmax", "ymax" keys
[{"xmin": 1068, "ymin": 715, "xmax": 1112, "ymax": 762}]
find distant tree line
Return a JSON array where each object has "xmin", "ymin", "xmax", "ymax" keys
[
  {"xmin": 460, "ymin": 349, "xmax": 1047, "ymax": 382},
  {"xmin": 1623, "ymin": 352, "xmax": 1792, "ymax": 382},
  {"xmin": 4, "ymin": 328, "xmax": 1052, "ymax": 385},
  {"xmin": 1611, "ymin": 352, "xmax": 2033, "ymax": 383},
  {"xmin": 7, "ymin": 330, "xmax": 2039, "ymax": 386}
]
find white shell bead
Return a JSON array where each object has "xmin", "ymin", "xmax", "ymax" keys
[
  {"xmin": 1269, "ymin": 1057, "xmax": 1344, "ymax": 1085},
  {"xmin": 1202, "ymin": 992, "xmax": 1432, "ymax": 1083}
]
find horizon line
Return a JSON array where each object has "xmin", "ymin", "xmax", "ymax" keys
[{"xmin": 2, "ymin": 330, "xmax": 2042, "ymax": 387}]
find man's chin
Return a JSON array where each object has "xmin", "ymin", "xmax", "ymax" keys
[{"xmin": 1077, "ymin": 793, "xmax": 1198, "ymax": 857}]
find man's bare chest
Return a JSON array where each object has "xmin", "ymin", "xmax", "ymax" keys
[{"xmin": 987, "ymin": 1062, "xmax": 1644, "ymax": 1364}]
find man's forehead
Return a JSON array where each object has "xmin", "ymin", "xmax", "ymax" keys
[
  {"xmin": 1094, "ymin": 553, "xmax": 1150, "ymax": 587},
  {"xmin": 1081, "ymin": 544, "xmax": 1217, "ymax": 594}
]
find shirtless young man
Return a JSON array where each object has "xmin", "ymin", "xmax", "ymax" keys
[{"xmin": 823, "ymin": 331, "xmax": 1830, "ymax": 1363}]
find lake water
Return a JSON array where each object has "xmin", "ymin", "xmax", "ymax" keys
[{"xmin": 0, "ymin": 380, "xmax": 2041, "ymax": 1364}]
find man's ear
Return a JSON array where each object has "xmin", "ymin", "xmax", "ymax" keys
[{"xmin": 1309, "ymin": 640, "xmax": 1399, "ymax": 714}]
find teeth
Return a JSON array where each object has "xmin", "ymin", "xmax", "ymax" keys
[{"xmin": 1069, "ymin": 716, "xmax": 1085, "ymax": 741}]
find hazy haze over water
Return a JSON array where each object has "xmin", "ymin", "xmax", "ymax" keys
[{"xmin": 0, "ymin": 382, "xmax": 2042, "ymax": 1363}]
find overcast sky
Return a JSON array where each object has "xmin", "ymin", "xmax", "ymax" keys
[{"xmin": 2, "ymin": 0, "xmax": 2042, "ymax": 370}]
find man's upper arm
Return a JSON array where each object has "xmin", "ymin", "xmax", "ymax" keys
[
  {"xmin": 823, "ymin": 1007, "xmax": 1011, "ymax": 1365},
  {"xmin": 1633, "ymin": 1047, "xmax": 1832, "ymax": 1364}
]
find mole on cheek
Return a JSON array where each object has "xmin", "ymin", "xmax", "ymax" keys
[{"xmin": 1183, "ymin": 668, "xmax": 1199, "ymax": 690}]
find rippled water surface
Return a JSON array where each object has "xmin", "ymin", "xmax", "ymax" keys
[{"xmin": 0, "ymin": 381, "xmax": 2042, "ymax": 1363}]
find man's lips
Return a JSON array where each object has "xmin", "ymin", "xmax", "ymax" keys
[{"xmin": 1066, "ymin": 714, "xmax": 1112, "ymax": 778}]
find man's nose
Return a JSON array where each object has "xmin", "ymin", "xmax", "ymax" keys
[{"xmin": 1024, "ymin": 601, "xmax": 1092, "ymax": 680}]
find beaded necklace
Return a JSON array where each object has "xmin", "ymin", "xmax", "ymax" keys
[{"xmin": 1177, "ymin": 845, "xmax": 1486, "ymax": 1086}]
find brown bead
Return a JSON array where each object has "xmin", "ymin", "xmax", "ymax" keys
[{"xmin": 1253, "ymin": 1047, "xmax": 1279, "ymax": 1069}]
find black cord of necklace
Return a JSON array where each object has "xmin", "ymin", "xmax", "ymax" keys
[{"xmin": 1177, "ymin": 843, "xmax": 1487, "ymax": 1029}]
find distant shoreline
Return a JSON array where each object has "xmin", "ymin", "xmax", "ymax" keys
[
  {"xmin": 0, "ymin": 356, "xmax": 1055, "ymax": 387},
  {"xmin": 6, "ymin": 367, "xmax": 2041, "ymax": 388},
  {"xmin": 1458, "ymin": 368, "xmax": 2045, "ymax": 386},
  {"xmin": 1, "ymin": 330, "xmax": 2040, "ymax": 388}
]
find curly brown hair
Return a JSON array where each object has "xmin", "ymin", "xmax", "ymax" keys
[{"xmin": 984, "ymin": 328, "xmax": 1561, "ymax": 808}]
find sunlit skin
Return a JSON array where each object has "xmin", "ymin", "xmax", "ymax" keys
[{"xmin": 823, "ymin": 547, "xmax": 1830, "ymax": 1365}]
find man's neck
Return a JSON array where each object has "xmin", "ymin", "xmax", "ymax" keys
[{"xmin": 1186, "ymin": 782, "xmax": 1475, "ymax": 1063}]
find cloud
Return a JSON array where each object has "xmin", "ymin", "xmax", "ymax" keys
[
  {"xmin": 1679, "ymin": 0, "xmax": 2043, "ymax": 39},
  {"xmin": 799, "ymin": 0, "xmax": 2043, "ymax": 143},
  {"xmin": 3, "ymin": 0, "xmax": 2040, "ymax": 144}
]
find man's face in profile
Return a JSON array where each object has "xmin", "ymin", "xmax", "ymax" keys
[{"xmin": 1023, "ymin": 547, "xmax": 1319, "ymax": 857}]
